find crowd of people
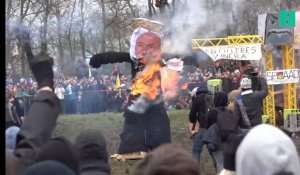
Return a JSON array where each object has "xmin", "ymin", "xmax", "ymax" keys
[
  {"xmin": 5, "ymin": 74, "xmax": 130, "ymax": 120},
  {"xmin": 5, "ymin": 60, "xmax": 249, "ymax": 122},
  {"xmin": 5, "ymin": 53, "xmax": 300, "ymax": 175}
]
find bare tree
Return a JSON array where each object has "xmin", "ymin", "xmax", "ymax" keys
[
  {"xmin": 52, "ymin": 0, "xmax": 69, "ymax": 75},
  {"xmin": 19, "ymin": 0, "xmax": 32, "ymax": 76},
  {"xmin": 6, "ymin": 0, "xmax": 14, "ymax": 76},
  {"xmin": 125, "ymin": 0, "xmax": 138, "ymax": 18},
  {"xmin": 148, "ymin": 0, "xmax": 156, "ymax": 17},
  {"xmin": 67, "ymin": 0, "xmax": 77, "ymax": 59},
  {"xmin": 79, "ymin": 0, "xmax": 86, "ymax": 60},
  {"xmin": 100, "ymin": 0, "xmax": 107, "ymax": 52}
]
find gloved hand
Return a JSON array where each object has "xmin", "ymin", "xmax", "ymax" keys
[
  {"xmin": 89, "ymin": 54, "xmax": 103, "ymax": 68},
  {"xmin": 29, "ymin": 54, "xmax": 54, "ymax": 90}
]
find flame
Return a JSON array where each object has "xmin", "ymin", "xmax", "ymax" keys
[
  {"xmin": 160, "ymin": 67, "xmax": 185, "ymax": 100},
  {"xmin": 131, "ymin": 63, "xmax": 161, "ymax": 100},
  {"xmin": 181, "ymin": 82, "xmax": 188, "ymax": 90},
  {"xmin": 131, "ymin": 63, "xmax": 188, "ymax": 102}
]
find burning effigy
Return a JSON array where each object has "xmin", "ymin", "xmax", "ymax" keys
[{"xmin": 89, "ymin": 18, "xmax": 199, "ymax": 160}]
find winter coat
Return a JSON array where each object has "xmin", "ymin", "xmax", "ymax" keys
[
  {"xmin": 233, "ymin": 78, "xmax": 268, "ymax": 128},
  {"xmin": 6, "ymin": 91, "xmax": 61, "ymax": 175},
  {"xmin": 188, "ymin": 83, "xmax": 209, "ymax": 128}
]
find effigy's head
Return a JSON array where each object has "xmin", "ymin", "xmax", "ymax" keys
[
  {"xmin": 135, "ymin": 32, "xmax": 162, "ymax": 64},
  {"xmin": 130, "ymin": 18, "xmax": 165, "ymax": 65}
]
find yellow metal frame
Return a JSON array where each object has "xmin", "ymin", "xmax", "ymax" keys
[
  {"xmin": 282, "ymin": 45, "xmax": 297, "ymax": 109},
  {"xmin": 191, "ymin": 35, "xmax": 263, "ymax": 48},
  {"xmin": 263, "ymin": 51, "xmax": 275, "ymax": 125},
  {"xmin": 191, "ymin": 35, "xmax": 297, "ymax": 126}
]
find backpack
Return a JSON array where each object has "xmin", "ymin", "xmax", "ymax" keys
[
  {"xmin": 216, "ymin": 108, "xmax": 238, "ymax": 140},
  {"xmin": 204, "ymin": 93, "xmax": 214, "ymax": 116}
]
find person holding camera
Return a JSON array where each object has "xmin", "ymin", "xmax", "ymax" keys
[{"xmin": 233, "ymin": 75, "xmax": 268, "ymax": 128}]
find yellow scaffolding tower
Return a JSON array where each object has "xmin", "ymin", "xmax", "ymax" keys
[
  {"xmin": 263, "ymin": 51, "xmax": 275, "ymax": 125},
  {"xmin": 192, "ymin": 35, "xmax": 278, "ymax": 124},
  {"xmin": 282, "ymin": 45, "xmax": 297, "ymax": 109}
]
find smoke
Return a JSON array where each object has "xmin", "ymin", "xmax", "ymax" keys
[
  {"xmin": 6, "ymin": 21, "xmax": 32, "ymax": 44},
  {"xmin": 157, "ymin": 0, "xmax": 261, "ymax": 55},
  {"xmin": 128, "ymin": 95, "xmax": 163, "ymax": 114}
]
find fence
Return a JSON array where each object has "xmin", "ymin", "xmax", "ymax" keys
[{"xmin": 18, "ymin": 89, "xmax": 129, "ymax": 116}]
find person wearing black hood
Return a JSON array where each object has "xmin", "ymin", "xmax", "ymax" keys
[
  {"xmin": 204, "ymin": 92, "xmax": 229, "ymax": 174},
  {"xmin": 75, "ymin": 130, "xmax": 111, "ymax": 175},
  {"xmin": 188, "ymin": 82, "xmax": 213, "ymax": 163},
  {"xmin": 206, "ymin": 92, "xmax": 229, "ymax": 129}
]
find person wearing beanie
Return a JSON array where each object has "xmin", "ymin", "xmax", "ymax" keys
[
  {"xmin": 236, "ymin": 124, "xmax": 300, "ymax": 175},
  {"xmin": 21, "ymin": 160, "xmax": 76, "ymax": 175},
  {"xmin": 35, "ymin": 137, "xmax": 80, "ymax": 174},
  {"xmin": 233, "ymin": 77, "xmax": 268, "ymax": 128},
  {"xmin": 75, "ymin": 130, "xmax": 111, "ymax": 175},
  {"xmin": 132, "ymin": 144, "xmax": 200, "ymax": 175},
  {"xmin": 6, "ymin": 126, "xmax": 20, "ymax": 153}
]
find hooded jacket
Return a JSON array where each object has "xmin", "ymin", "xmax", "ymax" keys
[
  {"xmin": 203, "ymin": 92, "xmax": 229, "ymax": 151},
  {"xmin": 206, "ymin": 92, "xmax": 229, "ymax": 129},
  {"xmin": 189, "ymin": 83, "xmax": 209, "ymax": 128},
  {"xmin": 236, "ymin": 124, "xmax": 300, "ymax": 175}
]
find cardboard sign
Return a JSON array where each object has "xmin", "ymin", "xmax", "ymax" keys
[
  {"xmin": 258, "ymin": 13, "xmax": 294, "ymax": 45},
  {"xmin": 266, "ymin": 69, "xmax": 299, "ymax": 85},
  {"xmin": 201, "ymin": 44, "xmax": 262, "ymax": 61}
]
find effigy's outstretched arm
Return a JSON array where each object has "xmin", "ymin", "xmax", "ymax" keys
[
  {"xmin": 89, "ymin": 51, "xmax": 133, "ymax": 68},
  {"xmin": 182, "ymin": 54, "xmax": 199, "ymax": 67},
  {"xmin": 89, "ymin": 51, "xmax": 200, "ymax": 70}
]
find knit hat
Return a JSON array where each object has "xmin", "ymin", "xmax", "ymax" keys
[
  {"xmin": 35, "ymin": 137, "xmax": 80, "ymax": 174},
  {"xmin": 75, "ymin": 130, "xmax": 108, "ymax": 162},
  {"xmin": 236, "ymin": 124, "xmax": 300, "ymax": 175},
  {"xmin": 132, "ymin": 144, "xmax": 200, "ymax": 175},
  {"xmin": 5, "ymin": 126, "xmax": 20, "ymax": 153},
  {"xmin": 21, "ymin": 161, "xmax": 76, "ymax": 175},
  {"xmin": 240, "ymin": 77, "xmax": 252, "ymax": 89}
]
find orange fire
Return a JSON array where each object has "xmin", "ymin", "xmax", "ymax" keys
[
  {"xmin": 160, "ymin": 67, "xmax": 187, "ymax": 100},
  {"xmin": 131, "ymin": 64, "xmax": 188, "ymax": 102},
  {"xmin": 131, "ymin": 63, "xmax": 162, "ymax": 100},
  {"xmin": 181, "ymin": 82, "xmax": 188, "ymax": 90}
]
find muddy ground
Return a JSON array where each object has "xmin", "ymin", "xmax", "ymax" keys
[{"xmin": 54, "ymin": 110, "xmax": 300, "ymax": 175}]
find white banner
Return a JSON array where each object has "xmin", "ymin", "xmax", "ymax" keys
[
  {"xmin": 266, "ymin": 69, "xmax": 300, "ymax": 85},
  {"xmin": 201, "ymin": 44, "xmax": 262, "ymax": 61}
]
